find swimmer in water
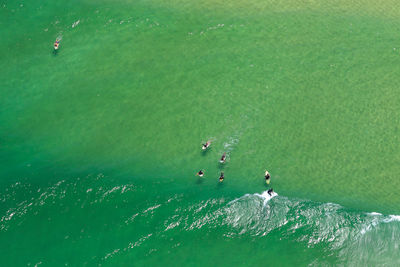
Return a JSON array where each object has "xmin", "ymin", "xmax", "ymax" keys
[
  {"xmin": 54, "ymin": 40, "xmax": 60, "ymax": 50},
  {"xmin": 197, "ymin": 170, "xmax": 204, "ymax": 177},
  {"xmin": 219, "ymin": 172, "xmax": 224, "ymax": 182},
  {"xmin": 202, "ymin": 141, "xmax": 211, "ymax": 150},
  {"xmin": 267, "ymin": 188, "xmax": 274, "ymax": 196},
  {"xmin": 220, "ymin": 152, "xmax": 226, "ymax": 163},
  {"xmin": 265, "ymin": 170, "xmax": 271, "ymax": 184}
]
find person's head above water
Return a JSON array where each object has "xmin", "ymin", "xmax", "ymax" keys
[
  {"xmin": 202, "ymin": 141, "xmax": 211, "ymax": 149},
  {"xmin": 220, "ymin": 153, "xmax": 226, "ymax": 163}
]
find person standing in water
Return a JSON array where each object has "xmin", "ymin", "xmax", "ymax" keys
[
  {"xmin": 219, "ymin": 172, "xmax": 224, "ymax": 182},
  {"xmin": 202, "ymin": 141, "xmax": 211, "ymax": 150},
  {"xmin": 197, "ymin": 170, "xmax": 205, "ymax": 177},
  {"xmin": 220, "ymin": 152, "xmax": 226, "ymax": 163},
  {"xmin": 265, "ymin": 170, "xmax": 271, "ymax": 184}
]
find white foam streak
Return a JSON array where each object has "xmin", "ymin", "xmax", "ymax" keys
[
  {"xmin": 384, "ymin": 215, "xmax": 400, "ymax": 223},
  {"xmin": 72, "ymin": 20, "xmax": 80, "ymax": 28},
  {"xmin": 143, "ymin": 204, "xmax": 161, "ymax": 214}
]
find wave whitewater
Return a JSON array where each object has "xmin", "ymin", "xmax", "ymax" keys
[
  {"xmin": 1, "ymin": 178, "xmax": 400, "ymax": 265},
  {"xmin": 162, "ymin": 190, "xmax": 400, "ymax": 265}
]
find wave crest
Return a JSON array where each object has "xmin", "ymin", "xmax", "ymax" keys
[{"xmin": 163, "ymin": 190, "xmax": 400, "ymax": 264}]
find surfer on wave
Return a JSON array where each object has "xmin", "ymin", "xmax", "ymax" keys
[{"xmin": 267, "ymin": 188, "xmax": 274, "ymax": 196}]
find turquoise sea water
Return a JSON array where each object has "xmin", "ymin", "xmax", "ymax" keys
[
  {"xmin": 2, "ymin": 0, "xmax": 400, "ymax": 265},
  {"xmin": 1, "ymin": 175, "xmax": 400, "ymax": 266}
]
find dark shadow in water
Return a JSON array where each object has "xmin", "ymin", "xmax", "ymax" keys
[
  {"xmin": 218, "ymin": 162, "xmax": 226, "ymax": 170},
  {"xmin": 263, "ymin": 180, "xmax": 272, "ymax": 189},
  {"xmin": 196, "ymin": 178, "xmax": 204, "ymax": 184},
  {"xmin": 201, "ymin": 150, "xmax": 210, "ymax": 157},
  {"xmin": 53, "ymin": 47, "xmax": 60, "ymax": 56}
]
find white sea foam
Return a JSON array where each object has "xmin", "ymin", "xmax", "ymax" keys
[
  {"xmin": 224, "ymin": 135, "xmax": 240, "ymax": 152},
  {"xmin": 257, "ymin": 190, "xmax": 278, "ymax": 205},
  {"xmin": 228, "ymin": 190, "xmax": 277, "ymax": 207},
  {"xmin": 367, "ymin": 212, "xmax": 382, "ymax": 216},
  {"xmin": 143, "ymin": 204, "xmax": 161, "ymax": 213},
  {"xmin": 384, "ymin": 215, "xmax": 400, "ymax": 223},
  {"xmin": 72, "ymin": 20, "xmax": 80, "ymax": 28}
]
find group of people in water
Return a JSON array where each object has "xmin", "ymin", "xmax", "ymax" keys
[
  {"xmin": 51, "ymin": 37, "xmax": 274, "ymax": 195},
  {"xmin": 196, "ymin": 140, "xmax": 274, "ymax": 196}
]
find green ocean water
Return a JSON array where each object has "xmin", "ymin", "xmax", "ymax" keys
[{"xmin": 1, "ymin": 0, "xmax": 400, "ymax": 265}]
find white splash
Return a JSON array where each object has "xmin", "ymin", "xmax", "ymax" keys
[
  {"xmin": 255, "ymin": 190, "xmax": 278, "ymax": 205},
  {"xmin": 228, "ymin": 190, "xmax": 277, "ymax": 206}
]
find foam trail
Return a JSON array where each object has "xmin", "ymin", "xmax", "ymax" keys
[
  {"xmin": 223, "ymin": 134, "xmax": 240, "ymax": 153},
  {"xmin": 72, "ymin": 20, "xmax": 80, "ymax": 28}
]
